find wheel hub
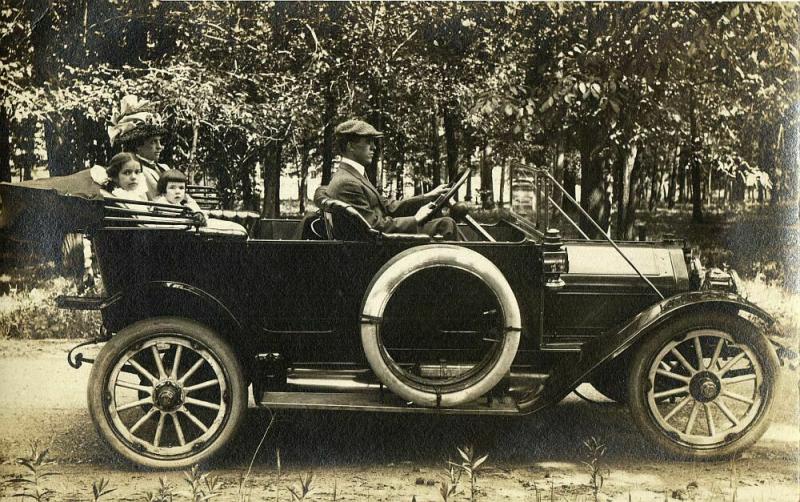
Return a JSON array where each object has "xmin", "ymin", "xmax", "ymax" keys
[
  {"xmin": 153, "ymin": 381, "xmax": 184, "ymax": 412},
  {"xmin": 689, "ymin": 371, "xmax": 721, "ymax": 403}
]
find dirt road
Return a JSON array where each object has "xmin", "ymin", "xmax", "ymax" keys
[{"xmin": 0, "ymin": 340, "xmax": 797, "ymax": 501}]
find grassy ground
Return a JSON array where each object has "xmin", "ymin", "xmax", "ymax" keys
[{"xmin": 0, "ymin": 263, "xmax": 101, "ymax": 340}]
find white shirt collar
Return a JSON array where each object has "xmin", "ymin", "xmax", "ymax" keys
[
  {"xmin": 136, "ymin": 155, "xmax": 165, "ymax": 173},
  {"xmin": 338, "ymin": 156, "xmax": 366, "ymax": 177}
]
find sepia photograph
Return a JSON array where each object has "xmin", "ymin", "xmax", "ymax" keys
[{"xmin": 0, "ymin": 1, "xmax": 798, "ymax": 500}]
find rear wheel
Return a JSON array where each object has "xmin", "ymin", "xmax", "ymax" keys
[
  {"xmin": 88, "ymin": 317, "xmax": 247, "ymax": 469},
  {"xmin": 628, "ymin": 311, "xmax": 778, "ymax": 459}
]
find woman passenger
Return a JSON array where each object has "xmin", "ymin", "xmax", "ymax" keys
[{"xmin": 107, "ymin": 95, "xmax": 170, "ymax": 200}]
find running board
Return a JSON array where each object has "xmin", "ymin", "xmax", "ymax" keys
[{"xmin": 257, "ymin": 390, "xmax": 521, "ymax": 415}]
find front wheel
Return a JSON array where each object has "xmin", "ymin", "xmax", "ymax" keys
[
  {"xmin": 88, "ymin": 317, "xmax": 247, "ymax": 469},
  {"xmin": 627, "ymin": 311, "xmax": 779, "ymax": 459}
]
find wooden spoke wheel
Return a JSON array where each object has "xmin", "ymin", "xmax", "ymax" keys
[
  {"xmin": 628, "ymin": 312, "xmax": 778, "ymax": 459},
  {"xmin": 88, "ymin": 318, "xmax": 247, "ymax": 469}
]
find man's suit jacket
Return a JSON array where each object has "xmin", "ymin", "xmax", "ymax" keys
[{"xmin": 326, "ymin": 162, "xmax": 430, "ymax": 234}]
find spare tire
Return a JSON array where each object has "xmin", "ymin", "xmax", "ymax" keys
[{"xmin": 361, "ymin": 245, "xmax": 521, "ymax": 407}]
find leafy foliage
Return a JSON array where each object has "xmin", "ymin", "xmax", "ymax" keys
[{"xmin": 1, "ymin": 3, "xmax": 797, "ymax": 226}]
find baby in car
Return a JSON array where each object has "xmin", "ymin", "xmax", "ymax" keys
[
  {"xmin": 153, "ymin": 169, "xmax": 202, "ymax": 211},
  {"xmin": 153, "ymin": 170, "xmax": 247, "ymax": 236}
]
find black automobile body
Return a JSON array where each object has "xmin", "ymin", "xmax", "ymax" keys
[{"xmin": 0, "ymin": 166, "xmax": 786, "ymax": 468}]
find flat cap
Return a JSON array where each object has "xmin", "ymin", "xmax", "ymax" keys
[{"xmin": 334, "ymin": 119, "xmax": 383, "ymax": 137}]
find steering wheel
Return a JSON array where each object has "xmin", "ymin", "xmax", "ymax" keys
[{"xmin": 418, "ymin": 168, "xmax": 471, "ymax": 225}]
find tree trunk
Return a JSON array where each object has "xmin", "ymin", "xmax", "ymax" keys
[
  {"xmin": 0, "ymin": 104, "xmax": 10, "ymax": 182},
  {"xmin": 614, "ymin": 142, "xmax": 638, "ymax": 239},
  {"xmin": 414, "ymin": 160, "xmax": 424, "ymax": 196},
  {"xmin": 443, "ymin": 101, "xmax": 459, "ymax": 185},
  {"xmin": 480, "ymin": 140, "xmax": 493, "ymax": 209},
  {"xmin": 678, "ymin": 145, "xmax": 689, "ymax": 205},
  {"xmin": 261, "ymin": 141, "xmax": 282, "ymax": 218},
  {"xmin": 299, "ymin": 138, "xmax": 311, "ymax": 214},
  {"xmin": 509, "ymin": 161, "xmax": 514, "ymax": 212},
  {"xmin": 44, "ymin": 110, "xmax": 104, "ymax": 177},
  {"xmin": 623, "ymin": 158, "xmax": 644, "ymax": 240},
  {"xmin": 689, "ymin": 90, "xmax": 703, "ymax": 223},
  {"xmin": 552, "ymin": 134, "xmax": 565, "ymax": 213},
  {"xmin": 431, "ymin": 111, "xmax": 441, "ymax": 187},
  {"xmin": 498, "ymin": 156, "xmax": 506, "ymax": 207},
  {"xmin": 321, "ymin": 86, "xmax": 336, "ymax": 185},
  {"xmin": 563, "ymin": 164, "xmax": 576, "ymax": 213},
  {"xmin": 15, "ymin": 119, "xmax": 37, "ymax": 181},
  {"xmin": 759, "ymin": 123, "xmax": 780, "ymax": 205},
  {"xmin": 44, "ymin": 116, "xmax": 70, "ymax": 177},
  {"xmin": 667, "ymin": 144, "xmax": 678, "ymax": 208},
  {"xmin": 241, "ymin": 151, "xmax": 257, "ymax": 211},
  {"xmin": 464, "ymin": 127, "xmax": 474, "ymax": 201},
  {"xmin": 187, "ymin": 118, "xmax": 199, "ymax": 182},
  {"xmin": 578, "ymin": 126, "xmax": 608, "ymax": 238},
  {"xmin": 395, "ymin": 135, "xmax": 406, "ymax": 199}
]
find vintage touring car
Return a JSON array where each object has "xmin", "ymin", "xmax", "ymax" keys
[{"xmin": 0, "ymin": 167, "xmax": 788, "ymax": 469}]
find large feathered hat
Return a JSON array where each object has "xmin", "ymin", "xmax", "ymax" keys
[{"xmin": 108, "ymin": 95, "xmax": 168, "ymax": 146}]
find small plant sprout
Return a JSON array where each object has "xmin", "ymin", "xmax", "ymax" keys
[
  {"xmin": 581, "ymin": 436, "xmax": 609, "ymax": 502},
  {"xmin": 9, "ymin": 440, "xmax": 57, "ymax": 502},
  {"xmin": 287, "ymin": 472, "xmax": 314, "ymax": 501},
  {"xmin": 274, "ymin": 447, "xmax": 282, "ymax": 502},
  {"xmin": 439, "ymin": 458, "xmax": 463, "ymax": 502},
  {"xmin": 142, "ymin": 477, "xmax": 175, "ymax": 502},
  {"xmin": 449, "ymin": 445, "xmax": 488, "ymax": 502},
  {"xmin": 91, "ymin": 478, "xmax": 116, "ymax": 501},
  {"xmin": 184, "ymin": 464, "xmax": 221, "ymax": 501}
]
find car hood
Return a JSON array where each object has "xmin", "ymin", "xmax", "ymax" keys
[{"xmin": 564, "ymin": 241, "xmax": 680, "ymax": 278}]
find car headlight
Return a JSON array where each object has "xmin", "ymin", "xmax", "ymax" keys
[{"xmin": 703, "ymin": 267, "xmax": 745, "ymax": 297}]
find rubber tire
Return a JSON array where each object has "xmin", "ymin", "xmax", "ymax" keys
[
  {"xmin": 361, "ymin": 245, "xmax": 521, "ymax": 407},
  {"xmin": 88, "ymin": 317, "xmax": 247, "ymax": 469},
  {"xmin": 627, "ymin": 311, "xmax": 779, "ymax": 460}
]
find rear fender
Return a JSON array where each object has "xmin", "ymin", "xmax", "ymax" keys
[
  {"xmin": 517, "ymin": 290, "xmax": 775, "ymax": 414},
  {"xmin": 101, "ymin": 281, "xmax": 243, "ymax": 339}
]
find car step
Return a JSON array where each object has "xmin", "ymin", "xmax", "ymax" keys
[
  {"xmin": 257, "ymin": 390, "xmax": 521, "ymax": 415},
  {"xmin": 56, "ymin": 295, "xmax": 108, "ymax": 310}
]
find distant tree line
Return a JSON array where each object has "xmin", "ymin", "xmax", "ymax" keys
[{"xmin": 2, "ymin": 2, "xmax": 798, "ymax": 236}]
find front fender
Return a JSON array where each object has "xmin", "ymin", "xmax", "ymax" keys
[
  {"xmin": 517, "ymin": 290, "xmax": 774, "ymax": 414},
  {"xmin": 101, "ymin": 280, "xmax": 242, "ymax": 336}
]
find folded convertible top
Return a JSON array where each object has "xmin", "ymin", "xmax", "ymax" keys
[{"xmin": 0, "ymin": 169, "xmax": 104, "ymax": 242}]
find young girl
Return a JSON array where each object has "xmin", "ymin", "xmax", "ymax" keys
[{"xmin": 94, "ymin": 152, "xmax": 148, "ymax": 201}]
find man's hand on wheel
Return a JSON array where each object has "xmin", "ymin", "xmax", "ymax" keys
[
  {"xmin": 424, "ymin": 183, "xmax": 449, "ymax": 199},
  {"xmin": 414, "ymin": 202, "xmax": 437, "ymax": 224}
]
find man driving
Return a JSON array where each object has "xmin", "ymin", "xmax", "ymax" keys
[{"xmin": 320, "ymin": 119, "xmax": 458, "ymax": 239}]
